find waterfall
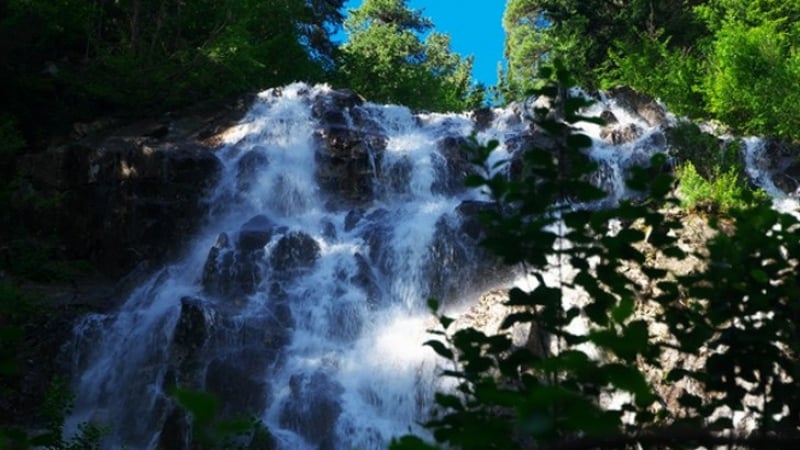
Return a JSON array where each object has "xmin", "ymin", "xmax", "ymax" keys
[{"xmin": 63, "ymin": 83, "xmax": 799, "ymax": 449}]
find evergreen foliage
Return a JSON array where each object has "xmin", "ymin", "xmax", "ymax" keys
[
  {"xmin": 338, "ymin": 0, "xmax": 484, "ymax": 111},
  {"xmin": 502, "ymin": 0, "xmax": 800, "ymax": 141}
]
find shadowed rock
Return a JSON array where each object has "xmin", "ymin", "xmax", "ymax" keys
[{"xmin": 269, "ymin": 231, "xmax": 320, "ymax": 273}]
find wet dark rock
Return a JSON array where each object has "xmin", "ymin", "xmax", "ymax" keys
[
  {"xmin": 312, "ymin": 88, "xmax": 365, "ymax": 118},
  {"xmin": 600, "ymin": 110, "xmax": 618, "ymax": 125},
  {"xmin": 470, "ymin": 107, "xmax": 495, "ymax": 131},
  {"xmin": 236, "ymin": 147, "xmax": 270, "ymax": 190},
  {"xmin": 321, "ymin": 219, "xmax": 337, "ymax": 240},
  {"xmin": 760, "ymin": 139, "xmax": 800, "ymax": 194},
  {"xmin": 358, "ymin": 209, "xmax": 393, "ymax": 275},
  {"xmin": 170, "ymin": 297, "xmax": 212, "ymax": 388},
  {"xmin": 205, "ymin": 355, "xmax": 267, "ymax": 418},
  {"xmin": 433, "ymin": 136, "xmax": 476, "ymax": 195},
  {"xmin": 173, "ymin": 297, "xmax": 210, "ymax": 354},
  {"xmin": 156, "ymin": 407, "xmax": 191, "ymax": 450},
  {"xmin": 314, "ymin": 126, "xmax": 386, "ymax": 205},
  {"xmin": 600, "ymin": 123, "xmax": 643, "ymax": 145},
  {"xmin": 310, "ymin": 88, "xmax": 387, "ymax": 206},
  {"xmin": 606, "ymin": 86, "xmax": 668, "ymax": 127},
  {"xmin": 344, "ymin": 209, "xmax": 365, "ymax": 232},
  {"xmin": 426, "ymin": 215, "xmax": 506, "ymax": 303},
  {"xmin": 351, "ymin": 252, "xmax": 382, "ymax": 306},
  {"xmin": 279, "ymin": 372, "xmax": 343, "ymax": 447},
  {"xmin": 201, "ymin": 231, "xmax": 264, "ymax": 298},
  {"xmin": 380, "ymin": 155, "xmax": 413, "ymax": 196},
  {"xmin": 269, "ymin": 231, "xmax": 320, "ymax": 273},
  {"xmin": 238, "ymin": 215, "xmax": 274, "ymax": 252}
]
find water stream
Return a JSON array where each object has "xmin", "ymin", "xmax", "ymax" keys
[{"xmin": 63, "ymin": 83, "xmax": 798, "ymax": 449}]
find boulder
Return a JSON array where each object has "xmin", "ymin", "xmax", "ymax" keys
[
  {"xmin": 351, "ymin": 252, "xmax": 382, "ymax": 307},
  {"xmin": 269, "ymin": 231, "xmax": 320, "ymax": 273},
  {"xmin": 169, "ymin": 296, "xmax": 212, "ymax": 389},
  {"xmin": 237, "ymin": 215, "xmax": 274, "ymax": 252},
  {"xmin": 314, "ymin": 126, "xmax": 386, "ymax": 205},
  {"xmin": 311, "ymin": 88, "xmax": 387, "ymax": 206},
  {"xmin": 344, "ymin": 208, "xmax": 365, "ymax": 232},
  {"xmin": 470, "ymin": 107, "xmax": 495, "ymax": 131},
  {"xmin": 201, "ymin": 229, "xmax": 264, "ymax": 299},
  {"xmin": 600, "ymin": 123, "xmax": 643, "ymax": 145},
  {"xmin": 235, "ymin": 146, "xmax": 270, "ymax": 191},
  {"xmin": 606, "ymin": 86, "xmax": 668, "ymax": 128}
]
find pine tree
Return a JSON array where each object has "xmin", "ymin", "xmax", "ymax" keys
[{"xmin": 338, "ymin": 0, "xmax": 482, "ymax": 111}]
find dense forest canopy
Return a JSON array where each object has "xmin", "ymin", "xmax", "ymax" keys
[{"xmin": 502, "ymin": 0, "xmax": 800, "ymax": 140}]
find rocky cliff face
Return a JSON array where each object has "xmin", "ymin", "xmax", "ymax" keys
[{"xmin": 14, "ymin": 97, "xmax": 251, "ymax": 278}]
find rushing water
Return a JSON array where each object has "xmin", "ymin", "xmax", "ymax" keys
[{"xmin": 63, "ymin": 84, "xmax": 798, "ymax": 449}]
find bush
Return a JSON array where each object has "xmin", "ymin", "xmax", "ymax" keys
[
  {"xmin": 704, "ymin": 19, "xmax": 800, "ymax": 140},
  {"xmin": 604, "ymin": 31, "xmax": 706, "ymax": 118},
  {"xmin": 676, "ymin": 162, "xmax": 764, "ymax": 212},
  {"xmin": 666, "ymin": 120, "xmax": 763, "ymax": 212}
]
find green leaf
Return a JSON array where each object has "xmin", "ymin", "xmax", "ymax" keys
[
  {"xmin": 438, "ymin": 315, "xmax": 454, "ymax": 330},
  {"xmin": 566, "ymin": 133, "xmax": 592, "ymax": 149},
  {"xmin": 424, "ymin": 339, "xmax": 453, "ymax": 360},
  {"xmin": 464, "ymin": 174, "xmax": 486, "ymax": 188},
  {"xmin": 500, "ymin": 312, "xmax": 536, "ymax": 329},
  {"xmin": 749, "ymin": 268, "xmax": 769, "ymax": 284},
  {"xmin": 603, "ymin": 363, "xmax": 656, "ymax": 407},
  {"xmin": 171, "ymin": 388, "xmax": 218, "ymax": 425},
  {"xmin": 678, "ymin": 392, "xmax": 703, "ymax": 409},
  {"xmin": 612, "ymin": 296, "xmax": 635, "ymax": 324},
  {"xmin": 434, "ymin": 393, "xmax": 464, "ymax": 411}
]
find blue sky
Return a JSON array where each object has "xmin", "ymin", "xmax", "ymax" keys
[{"xmin": 341, "ymin": 1, "xmax": 507, "ymax": 87}]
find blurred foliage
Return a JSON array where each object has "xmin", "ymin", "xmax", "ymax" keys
[
  {"xmin": 171, "ymin": 388, "xmax": 274, "ymax": 449},
  {"xmin": 393, "ymin": 65, "xmax": 800, "ymax": 450}
]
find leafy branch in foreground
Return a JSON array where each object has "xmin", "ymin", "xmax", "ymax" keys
[{"xmin": 393, "ymin": 64, "xmax": 800, "ymax": 449}]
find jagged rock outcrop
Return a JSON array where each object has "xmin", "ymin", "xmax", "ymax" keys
[
  {"xmin": 14, "ymin": 96, "xmax": 250, "ymax": 276},
  {"xmin": 312, "ymin": 88, "xmax": 387, "ymax": 206},
  {"xmin": 607, "ymin": 86, "xmax": 669, "ymax": 128},
  {"xmin": 433, "ymin": 136, "xmax": 477, "ymax": 195},
  {"xmin": 159, "ymin": 295, "xmax": 285, "ymax": 450},
  {"xmin": 758, "ymin": 139, "xmax": 800, "ymax": 195}
]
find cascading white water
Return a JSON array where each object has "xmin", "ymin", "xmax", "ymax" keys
[{"xmin": 64, "ymin": 83, "xmax": 799, "ymax": 450}]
